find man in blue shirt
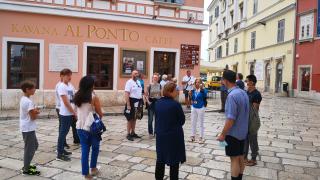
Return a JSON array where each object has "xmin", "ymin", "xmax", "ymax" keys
[{"xmin": 217, "ymin": 70, "xmax": 249, "ymax": 180}]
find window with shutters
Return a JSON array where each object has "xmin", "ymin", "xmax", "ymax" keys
[
  {"xmin": 234, "ymin": 38, "xmax": 238, "ymax": 53},
  {"xmin": 215, "ymin": 6, "xmax": 219, "ymax": 18},
  {"xmin": 253, "ymin": 0, "xmax": 258, "ymax": 15},
  {"xmin": 277, "ymin": 19, "xmax": 285, "ymax": 43},
  {"xmin": 251, "ymin": 31, "xmax": 256, "ymax": 50},
  {"xmin": 226, "ymin": 42, "xmax": 229, "ymax": 56},
  {"xmin": 217, "ymin": 46, "xmax": 222, "ymax": 59},
  {"xmin": 299, "ymin": 13, "xmax": 314, "ymax": 40},
  {"xmin": 209, "ymin": 15, "xmax": 213, "ymax": 25}
]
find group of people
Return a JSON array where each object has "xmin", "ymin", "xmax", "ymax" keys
[{"xmin": 18, "ymin": 68, "xmax": 262, "ymax": 180}]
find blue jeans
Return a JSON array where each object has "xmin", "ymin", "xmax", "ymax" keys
[
  {"xmin": 57, "ymin": 115, "xmax": 72, "ymax": 156},
  {"xmin": 148, "ymin": 102, "xmax": 155, "ymax": 135},
  {"xmin": 77, "ymin": 129, "xmax": 100, "ymax": 176}
]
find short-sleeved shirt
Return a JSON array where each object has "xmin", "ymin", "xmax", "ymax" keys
[
  {"xmin": 58, "ymin": 82, "xmax": 75, "ymax": 116},
  {"xmin": 55, "ymin": 82, "xmax": 61, "ymax": 109},
  {"xmin": 225, "ymin": 87, "xmax": 249, "ymax": 140},
  {"xmin": 125, "ymin": 79, "xmax": 143, "ymax": 99},
  {"xmin": 182, "ymin": 75, "xmax": 195, "ymax": 91},
  {"xmin": 247, "ymin": 89, "xmax": 262, "ymax": 104},
  {"xmin": 160, "ymin": 80, "xmax": 168, "ymax": 88},
  {"xmin": 20, "ymin": 96, "xmax": 36, "ymax": 132}
]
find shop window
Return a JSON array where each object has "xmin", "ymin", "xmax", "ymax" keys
[
  {"xmin": 7, "ymin": 42, "xmax": 39, "ymax": 89},
  {"xmin": 300, "ymin": 67, "xmax": 311, "ymax": 91},
  {"xmin": 87, "ymin": 47, "xmax": 114, "ymax": 90},
  {"xmin": 250, "ymin": 63, "xmax": 255, "ymax": 75},
  {"xmin": 154, "ymin": 51, "xmax": 176, "ymax": 77}
]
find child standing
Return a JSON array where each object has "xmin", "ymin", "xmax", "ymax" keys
[
  {"xmin": 20, "ymin": 81, "xmax": 40, "ymax": 175},
  {"xmin": 56, "ymin": 68, "xmax": 78, "ymax": 161}
]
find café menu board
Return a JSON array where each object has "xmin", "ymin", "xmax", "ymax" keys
[{"xmin": 180, "ymin": 44, "xmax": 200, "ymax": 69}]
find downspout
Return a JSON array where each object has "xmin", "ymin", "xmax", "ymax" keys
[{"xmin": 291, "ymin": 1, "xmax": 298, "ymax": 98}]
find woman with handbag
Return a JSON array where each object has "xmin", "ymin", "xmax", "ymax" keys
[
  {"xmin": 74, "ymin": 76, "xmax": 104, "ymax": 180},
  {"xmin": 146, "ymin": 73, "xmax": 161, "ymax": 137},
  {"xmin": 155, "ymin": 82, "xmax": 186, "ymax": 180}
]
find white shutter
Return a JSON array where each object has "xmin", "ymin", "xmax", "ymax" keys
[{"xmin": 300, "ymin": 16, "xmax": 306, "ymax": 40}]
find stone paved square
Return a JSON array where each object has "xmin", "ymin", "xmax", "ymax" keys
[{"xmin": 0, "ymin": 96, "xmax": 319, "ymax": 179}]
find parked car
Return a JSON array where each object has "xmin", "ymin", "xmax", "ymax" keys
[{"xmin": 205, "ymin": 76, "xmax": 222, "ymax": 90}]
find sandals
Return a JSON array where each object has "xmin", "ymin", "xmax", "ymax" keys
[
  {"xmin": 245, "ymin": 160, "xmax": 257, "ymax": 166},
  {"xmin": 198, "ymin": 138, "xmax": 205, "ymax": 144},
  {"xmin": 189, "ymin": 136, "xmax": 195, "ymax": 143}
]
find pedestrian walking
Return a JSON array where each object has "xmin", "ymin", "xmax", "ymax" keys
[
  {"xmin": 189, "ymin": 78, "xmax": 207, "ymax": 144},
  {"xmin": 55, "ymin": 73, "xmax": 70, "ymax": 149},
  {"xmin": 236, "ymin": 73, "xmax": 245, "ymax": 90},
  {"xmin": 146, "ymin": 73, "xmax": 162, "ymax": 137},
  {"xmin": 182, "ymin": 70, "xmax": 195, "ymax": 109},
  {"xmin": 74, "ymin": 76, "xmax": 104, "ymax": 180},
  {"xmin": 244, "ymin": 75, "xmax": 262, "ymax": 166},
  {"xmin": 155, "ymin": 82, "xmax": 186, "ymax": 180},
  {"xmin": 56, "ymin": 68, "xmax": 78, "ymax": 161},
  {"xmin": 124, "ymin": 70, "xmax": 143, "ymax": 141},
  {"xmin": 217, "ymin": 70, "xmax": 249, "ymax": 180},
  {"xmin": 20, "ymin": 81, "xmax": 41, "ymax": 175}
]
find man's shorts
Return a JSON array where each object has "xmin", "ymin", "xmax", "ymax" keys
[{"xmin": 225, "ymin": 135, "xmax": 245, "ymax": 157}]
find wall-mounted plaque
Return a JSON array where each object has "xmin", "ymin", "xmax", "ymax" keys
[
  {"xmin": 255, "ymin": 61, "xmax": 264, "ymax": 81},
  {"xmin": 180, "ymin": 44, "xmax": 200, "ymax": 69},
  {"xmin": 49, "ymin": 44, "xmax": 78, "ymax": 72},
  {"xmin": 120, "ymin": 49, "xmax": 147, "ymax": 77}
]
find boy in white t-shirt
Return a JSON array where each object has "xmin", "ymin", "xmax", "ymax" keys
[
  {"xmin": 55, "ymin": 73, "xmax": 70, "ymax": 149},
  {"xmin": 20, "ymin": 81, "xmax": 40, "ymax": 175},
  {"xmin": 56, "ymin": 69, "xmax": 78, "ymax": 161}
]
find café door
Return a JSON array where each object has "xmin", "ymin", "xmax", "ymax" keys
[{"xmin": 153, "ymin": 51, "xmax": 176, "ymax": 77}]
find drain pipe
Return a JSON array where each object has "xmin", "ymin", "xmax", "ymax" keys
[{"xmin": 291, "ymin": 1, "xmax": 298, "ymax": 98}]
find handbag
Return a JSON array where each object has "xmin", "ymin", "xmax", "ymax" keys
[
  {"xmin": 89, "ymin": 104, "xmax": 106, "ymax": 136},
  {"xmin": 90, "ymin": 113, "xmax": 106, "ymax": 135}
]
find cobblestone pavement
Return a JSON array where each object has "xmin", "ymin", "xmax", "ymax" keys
[{"xmin": 0, "ymin": 96, "xmax": 319, "ymax": 180}]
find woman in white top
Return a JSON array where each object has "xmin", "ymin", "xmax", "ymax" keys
[{"xmin": 73, "ymin": 76, "xmax": 103, "ymax": 180}]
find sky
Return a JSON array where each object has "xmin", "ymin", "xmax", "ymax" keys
[{"xmin": 200, "ymin": 0, "xmax": 211, "ymax": 61}]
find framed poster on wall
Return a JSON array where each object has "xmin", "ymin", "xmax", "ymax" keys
[
  {"xmin": 180, "ymin": 44, "xmax": 200, "ymax": 69},
  {"xmin": 120, "ymin": 49, "xmax": 147, "ymax": 77}
]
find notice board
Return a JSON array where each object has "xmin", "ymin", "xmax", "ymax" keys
[{"xmin": 180, "ymin": 44, "xmax": 200, "ymax": 69}]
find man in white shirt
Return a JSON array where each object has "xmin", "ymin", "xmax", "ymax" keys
[
  {"xmin": 182, "ymin": 70, "xmax": 195, "ymax": 108},
  {"xmin": 56, "ymin": 69, "xmax": 78, "ymax": 161},
  {"xmin": 124, "ymin": 70, "xmax": 143, "ymax": 141}
]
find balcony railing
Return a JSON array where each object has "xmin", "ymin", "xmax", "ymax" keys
[{"xmin": 154, "ymin": 0, "xmax": 184, "ymax": 7}]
